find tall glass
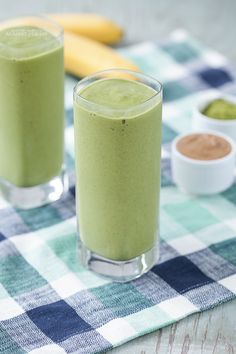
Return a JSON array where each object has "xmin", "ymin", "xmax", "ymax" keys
[
  {"xmin": 0, "ymin": 16, "xmax": 68, "ymax": 209},
  {"xmin": 74, "ymin": 69, "xmax": 162, "ymax": 282}
]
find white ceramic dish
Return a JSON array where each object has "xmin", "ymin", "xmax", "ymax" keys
[
  {"xmin": 171, "ymin": 131, "xmax": 236, "ymax": 195},
  {"xmin": 193, "ymin": 94, "xmax": 236, "ymax": 142}
]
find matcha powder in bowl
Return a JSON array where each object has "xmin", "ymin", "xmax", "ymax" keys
[
  {"xmin": 193, "ymin": 95, "xmax": 236, "ymax": 143},
  {"xmin": 203, "ymin": 98, "xmax": 236, "ymax": 120}
]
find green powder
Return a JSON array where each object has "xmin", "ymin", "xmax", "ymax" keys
[{"xmin": 203, "ymin": 99, "xmax": 236, "ymax": 120}]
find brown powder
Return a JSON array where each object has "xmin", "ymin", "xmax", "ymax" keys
[{"xmin": 176, "ymin": 133, "xmax": 231, "ymax": 160}]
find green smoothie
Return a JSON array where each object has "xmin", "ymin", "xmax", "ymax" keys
[
  {"xmin": 0, "ymin": 26, "xmax": 64, "ymax": 187},
  {"xmin": 74, "ymin": 78, "xmax": 162, "ymax": 261}
]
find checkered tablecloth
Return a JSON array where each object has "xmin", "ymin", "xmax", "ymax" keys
[{"xmin": 1, "ymin": 30, "xmax": 236, "ymax": 354}]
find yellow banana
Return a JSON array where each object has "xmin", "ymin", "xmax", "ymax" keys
[
  {"xmin": 64, "ymin": 31, "xmax": 138, "ymax": 78},
  {"xmin": 50, "ymin": 13, "xmax": 123, "ymax": 44}
]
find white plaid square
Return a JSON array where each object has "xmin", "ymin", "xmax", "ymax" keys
[
  {"xmin": 97, "ymin": 318, "xmax": 136, "ymax": 345},
  {"xmin": 29, "ymin": 344, "xmax": 66, "ymax": 354},
  {"xmin": 159, "ymin": 295, "xmax": 198, "ymax": 320},
  {"xmin": 51, "ymin": 272, "xmax": 86, "ymax": 298},
  {"xmin": 0, "ymin": 297, "xmax": 24, "ymax": 321},
  {"xmin": 219, "ymin": 274, "xmax": 236, "ymax": 294},
  {"xmin": 168, "ymin": 234, "xmax": 206, "ymax": 255}
]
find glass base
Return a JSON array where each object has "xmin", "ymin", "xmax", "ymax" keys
[
  {"xmin": 78, "ymin": 240, "xmax": 159, "ymax": 282},
  {"xmin": 0, "ymin": 168, "xmax": 68, "ymax": 209}
]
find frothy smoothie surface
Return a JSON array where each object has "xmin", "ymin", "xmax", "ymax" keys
[
  {"xmin": 74, "ymin": 78, "xmax": 162, "ymax": 261},
  {"xmin": 0, "ymin": 26, "xmax": 60, "ymax": 58},
  {"xmin": 0, "ymin": 25, "xmax": 64, "ymax": 187},
  {"xmin": 79, "ymin": 78, "xmax": 158, "ymax": 110}
]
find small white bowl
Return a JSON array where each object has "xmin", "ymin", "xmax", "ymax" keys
[
  {"xmin": 171, "ymin": 131, "xmax": 236, "ymax": 195},
  {"xmin": 193, "ymin": 94, "xmax": 236, "ymax": 142}
]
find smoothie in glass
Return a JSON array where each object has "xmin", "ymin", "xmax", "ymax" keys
[
  {"xmin": 74, "ymin": 70, "xmax": 162, "ymax": 281},
  {"xmin": 0, "ymin": 18, "xmax": 66, "ymax": 208}
]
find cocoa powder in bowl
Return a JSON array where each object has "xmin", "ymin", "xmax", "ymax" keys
[{"xmin": 176, "ymin": 133, "xmax": 232, "ymax": 160}]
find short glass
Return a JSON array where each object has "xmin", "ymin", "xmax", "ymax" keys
[
  {"xmin": 73, "ymin": 69, "xmax": 162, "ymax": 282},
  {"xmin": 0, "ymin": 16, "xmax": 68, "ymax": 209}
]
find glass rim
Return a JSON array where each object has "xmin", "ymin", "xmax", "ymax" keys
[
  {"xmin": 73, "ymin": 69, "xmax": 163, "ymax": 117},
  {"xmin": 0, "ymin": 14, "xmax": 63, "ymax": 50}
]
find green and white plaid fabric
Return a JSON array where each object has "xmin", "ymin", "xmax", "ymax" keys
[{"xmin": 1, "ymin": 30, "xmax": 236, "ymax": 354}]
